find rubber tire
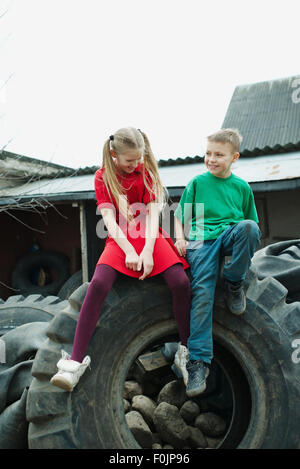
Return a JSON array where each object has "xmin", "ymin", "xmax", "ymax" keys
[
  {"xmin": 57, "ymin": 271, "xmax": 83, "ymax": 300},
  {"xmin": 0, "ymin": 295, "xmax": 68, "ymax": 448},
  {"xmin": 12, "ymin": 251, "xmax": 70, "ymax": 296},
  {"xmin": 0, "ymin": 294, "xmax": 68, "ymax": 336},
  {"xmin": 252, "ymin": 240, "xmax": 300, "ymax": 303},
  {"xmin": 26, "ymin": 267, "xmax": 300, "ymax": 449},
  {"xmin": 0, "ymin": 388, "xmax": 29, "ymax": 449}
]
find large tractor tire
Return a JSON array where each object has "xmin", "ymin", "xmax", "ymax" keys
[
  {"xmin": 0, "ymin": 294, "xmax": 67, "ymax": 337},
  {"xmin": 0, "ymin": 295, "xmax": 68, "ymax": 448},
  {"xmin": 26, "ymin": 267, "xmax": 300, "ymax": 449},
  {"xmin": 252, "ymin": 239, "xmax": 300, "ymax": 303}
]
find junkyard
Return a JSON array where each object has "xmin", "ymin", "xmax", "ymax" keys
[{"xmin": 0, "ymin": 74, "xmax": 300, "ymax": 449}]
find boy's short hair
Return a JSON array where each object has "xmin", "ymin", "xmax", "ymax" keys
[{"xmin": 207, "ymin": 128, "xmax": 243, "ymax": 153}]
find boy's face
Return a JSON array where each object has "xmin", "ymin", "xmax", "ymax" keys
[{"xmin": 205, "ymin": 141, "xmax": 239, "ymax": 178}]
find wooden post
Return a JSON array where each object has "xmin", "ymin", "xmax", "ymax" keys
[
  {"xmin": 79, "ymin": 202, "xmax": 88, "ymax": 283},
  {"xmin": 79, "ymin": 200, "xmax": 106, "ymax": 282}
]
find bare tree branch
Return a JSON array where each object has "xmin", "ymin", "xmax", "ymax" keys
[
  {"xmin": 0, "ymin": 136, "xmax": 15, "ymax": 152},
  {"xmin": 0, "ymin": 72, "xmax": 14, "ymax": 92},
  {"xmin": 0, "ymin": 6, "xmax": 9, "ymax": 20}
]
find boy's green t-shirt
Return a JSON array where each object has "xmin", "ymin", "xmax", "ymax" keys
[{"xmin": 174, "ymin": 171, "xmax": 259, "ymax": 241}]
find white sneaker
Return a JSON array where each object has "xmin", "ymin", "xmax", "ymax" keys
[
  {"xmin": 50, "ymin": 350, "xmax": 91, "ymax": 392},
  {"xmin": 174, "ymin": 343, "xmax": 189, "ymax": 386}
]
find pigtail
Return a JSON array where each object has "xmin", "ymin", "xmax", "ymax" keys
[
  {"xmin": 139, "ymin": 130, "xmax": 167, "ymax": 211},
  {"xmin": 101, "ymin": 139, "xmax": 129, "ymax": 220}
]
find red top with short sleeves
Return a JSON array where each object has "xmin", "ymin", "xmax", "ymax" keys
[{"xmin": 94, "ymin": 163, "xmax": 189, "ymax": 277}]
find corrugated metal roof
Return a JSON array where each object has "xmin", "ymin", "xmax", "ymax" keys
[
  {"xmin": 0, "ymin": 152, "xmax": 299, "ymax": 204},
  {"xmin": 0, "ymin": 150, "xmax": 75, "ymax": 177},
  {"xmin": 159, "ymin": 151, "xmax": 300, "ymax": 187},
  {"xmin": 222, "ymin": 75, "xmax": 300, "ymax": 156},
  {"xmin": 0, "ymin": 173, "xmax": 93, "ymax": 199}
]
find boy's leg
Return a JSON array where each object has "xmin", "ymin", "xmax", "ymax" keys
[
  {"xmin": 185, "ymin": 240, "xmax": 221, "ymax": 396},
  {"xmin": 221, "ymin": 220, "xmax": 261, "ymax": 314},
  {"xmin": 221, "ymin": 220, "xmax": 261, "ymax": 283},
  {"xmin": 186, "ymin": 239, "xmax": 221, "ymax": 363}
]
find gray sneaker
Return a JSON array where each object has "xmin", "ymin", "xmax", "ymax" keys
[
  {"xmin": 225, "ymin": 280, "xmax": 246, "ymax": 315},
  {"xmin": 186, "ymin": 359, "xmax": 210, "ymax": 398}
]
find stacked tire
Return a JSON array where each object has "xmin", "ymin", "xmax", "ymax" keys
[
  {"xmin": 26, "ymin": 266, "xmax": 300, "ymax": 449},
  {"xmin": 0, "ymin": 262, "xmax": 299, "ymax": 448},
  {"xmin": 0, "ymin": 295, "xmax": 68, "ymax": 448},
  {"xmin": 12, "ymin": 251, "xmax": 70, "ymax": 297}
]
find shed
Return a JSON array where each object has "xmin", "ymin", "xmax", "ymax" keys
[{"xmin": 0, "ymin": 74, "xmax": 300, "ymax": 300}]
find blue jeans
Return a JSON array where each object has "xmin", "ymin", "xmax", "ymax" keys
[{"xmin": 186, "ymin": 220, "xmax": 261, "ymax": 363}]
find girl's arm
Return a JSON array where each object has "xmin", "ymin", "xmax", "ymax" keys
[
  {"xmin": 100, "ymin": 207, "xmax": 140, "ymax": 271},
  {"xmin": 138, "ymin": 202, "xmax": 159, "ymax": 280}
]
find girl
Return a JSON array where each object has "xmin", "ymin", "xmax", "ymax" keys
[{"xmin": 50, "ymin": 127, "xmax": 191, "ymax": 391}]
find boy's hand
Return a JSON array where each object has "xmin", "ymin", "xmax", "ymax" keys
[
  {"xmin": 138, "ymin": 248, "xmax": 154, "ymax": 280},
  {"xmin": 175, "ymin": 239, "xmax": 188, "ymax": 257}
]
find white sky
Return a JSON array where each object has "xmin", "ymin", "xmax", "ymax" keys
[{"xmin": 0, "ymin": 0, "xmax": 299, "ymax": 169}]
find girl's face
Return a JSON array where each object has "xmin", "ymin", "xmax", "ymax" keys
[{"xmin": 114, "ymin": 149, "xmax": 143, "ymax": 175}]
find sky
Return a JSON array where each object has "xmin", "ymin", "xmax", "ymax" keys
[{"xmin": 0, "ymin": 0, "xmax": 299, "ymax": 169}]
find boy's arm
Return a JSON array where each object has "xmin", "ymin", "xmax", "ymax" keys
[
  {"xmin": 173, "ymin": 180, "xmax": 195, "ymax": 257},
  {"xmin": 174, "ymin": 217, "xmax": 188, "ymax": 257},
  {"xmin": 243, "ymin": 186, "xmax": 259, "ymax": 223}
]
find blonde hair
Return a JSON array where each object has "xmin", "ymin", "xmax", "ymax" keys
[
  {"xmin": 207, "ymin": 128, "xmax": 243, "ymax": 153},
  {"xmin": 101, "ymin": 127, "xmax": 166, "ymax": 219}
]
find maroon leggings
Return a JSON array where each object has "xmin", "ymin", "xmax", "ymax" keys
[{"xmin": 71, "ymin": 263, "xmax": 190, "ymax": 362}]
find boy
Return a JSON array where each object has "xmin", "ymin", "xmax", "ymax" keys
[{"xmin": 174, "ymin": 128, "xmax": 261, "ymax": 397}]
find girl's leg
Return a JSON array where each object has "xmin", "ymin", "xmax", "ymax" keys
[
  {"xmin": 162, "ymin": 263, "xmax": 191, "ymax": 347},
  {"xmin": 71, "ymin": 264, "xmax": 119, "ymax": 363}
]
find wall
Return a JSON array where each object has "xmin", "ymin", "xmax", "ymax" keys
[
  {"xmin": 164, "ymin": 189, "xmax": 300, "ymax": 249},
  {"xmin": 256, "ymin": 188, "xmax": 300, "ymax": 247},
  {"xmin": 0, "ymin": 203, "xmax": 81, "ymax": 300},
  {"xmin": 0, "ymin": 187, "xmax": 299, "ymax": 300}
]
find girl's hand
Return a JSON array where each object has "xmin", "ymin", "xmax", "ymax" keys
[
  {"xmin": 125, "ymin": 250, "xmax": 140, "ymax": 271},
  {"xmin": 175, "ymin": 239, "xmax": 188, "ymax": 257},
  {"xmin": 138, "ymin": 248, "xmax": 154, "ymax": 280}
]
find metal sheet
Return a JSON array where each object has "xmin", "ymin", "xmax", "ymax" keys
[{"xmin": 1, "ymin": 152, "xmax": 300, "ymax": 201}]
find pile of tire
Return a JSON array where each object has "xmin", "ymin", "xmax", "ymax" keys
[
  {"xmin": 252, "ymin": 239, "xmax": 300, "ymax": 303},
  {"xmin": 0, "ymin": 295, "xmax": 68, "ymax": 448},
  {"xmin": 12, "ymin": 250, "xmax": 70, "ymax": 297},
  {"xmin": 0, "ymin": 244, "xmax": 299, "ymax": 448}
]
